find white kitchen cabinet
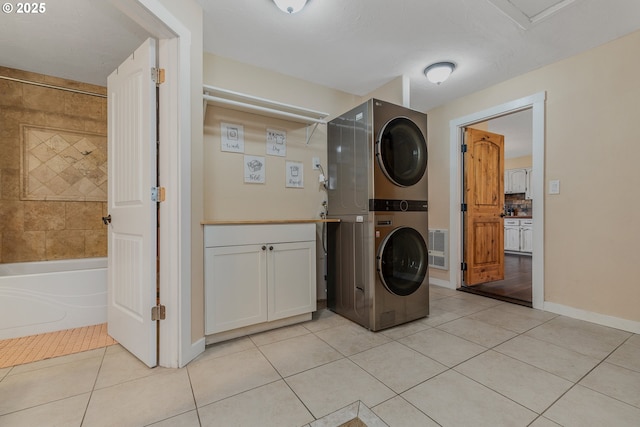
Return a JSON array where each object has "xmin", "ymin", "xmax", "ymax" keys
[
  {"xmin": 520, "ymin": 219, "xmax": 533, "ymax": 253},
  {"xmin": 505, "ymin": 168, "xmax": 528, "ymax": 194},
  {"xmin": 504, "ymin": 219, "xmax": 521, "ymax": 252},
  {"xmin": 503, "ymin": 218, "xmax": 533, "ymax": 254},
  {"xmin": 204, "ymin": 223, "xmax": 316, "ymax": 336},
  {"xmin": 525, "ymin": 168, "xmax": 533, "ymax": 200}
]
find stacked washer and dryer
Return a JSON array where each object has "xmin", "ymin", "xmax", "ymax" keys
[{"xmin": 326, "ymin": 99, "xmax": 429, "ymax": 331}]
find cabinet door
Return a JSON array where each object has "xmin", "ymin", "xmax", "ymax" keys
[
  {"xmin": 520, "ymin": 226, "xmax": 533, "ymax": 252},
  {"xmin": 510, "ymin": 169, "xmax": 527, "ymax": 193},
  {"xmin": 268, "ymin": 241, "xmax": 316, "ymax": 321},
  {"xmin": 525, "ymin": 168, "xmax": 533, "ymax": 200},
  {"xmin": 205, "ymin": 245, "xmax": 267, "ymax": 334},
  {"xmin": 504, "ymin": 226, "xmax": 521, "ymax": 251},
  {"xmin": 504, "ymin": 169, "xmax": 513, "ymax": 194}
]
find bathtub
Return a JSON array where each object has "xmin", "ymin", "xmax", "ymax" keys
[{"xmin": 0, "ymin": 257, "xmax": 107, "ymax": 340}]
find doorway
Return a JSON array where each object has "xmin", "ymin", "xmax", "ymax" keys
[
  {"xmin": 461, "ymin": 110, "xmax": 533, "ymax": 306},
  {"xmin": 448, "ymin": 93, "xmax": 545, "ymax": 310}
]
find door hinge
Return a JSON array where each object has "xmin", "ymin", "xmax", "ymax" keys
[
  {"xmin": 461, "ymin": 144, "xmax": 468, "ymax": 153},
  {"xmin": 151, "ymin": 67, "xmax": 165, "ymax": 85},
  {"xmin": 151, "ymin": 186, "xmax": 165, "ymax": 202},
  {"xmin": 151, "ymin": 304, "xmax": 166, "ymax": 321},
  {"xmin": 461, "ymin": 262, "xmax": 468, "ymax": 271},
  {"xmin": 461, "ymin": 203, "xmax": 467, "ymax": 212}
]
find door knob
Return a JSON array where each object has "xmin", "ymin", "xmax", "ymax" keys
[{"xmin": 102, "ymin": 215, "xmax": 112, "ymax": 225}]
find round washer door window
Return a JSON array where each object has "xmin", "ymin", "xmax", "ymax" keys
[
  {"xmin": 376, "ymin": 117, "xmax": 427, "ymax": 187},
  {"xmin": 377, "ymin": 227, "xmax": 428, "ymax": 296}
]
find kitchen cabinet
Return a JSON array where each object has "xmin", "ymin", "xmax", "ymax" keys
[
  {"xmin": 504, "ymin": 218, "xmax": 533, "ymax": 254},
  {"xmin": 525, "ymin": 168, "xmax": 533, "ymax": 200},
  {"xmin": 204, "ymin": 223, "xmax": 316, "ymax": 335},
  {"xmin": 505, "ymin": 168, "xmax": 532, "ymax": 196}
]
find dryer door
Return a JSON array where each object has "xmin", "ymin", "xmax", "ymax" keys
[
  {"xmin": 376, "ymin": 117, "xmax": 427, "ymax": 187},
  {"xmin": 377, "ymin": 226, "xmax": 428, "ymax": 296}
]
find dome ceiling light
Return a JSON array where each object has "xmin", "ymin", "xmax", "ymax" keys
[
  {"xmin": 273, "ymin": 0, "xmax": 308, "ymax": 14},
  {"xmin": 424, "ymin": 62, "xmax": 456, "ymax": 85}
]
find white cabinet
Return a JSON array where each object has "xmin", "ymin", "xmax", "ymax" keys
[
  {"xmin": 505, "ymin": 168, "xmax": 531, "ymax": 196},
  {"xmin": 525, "ymin": 168, "xmax": 533, "ymax": 200},
  {"xmin": 504, "ymin": 218, "xmax": 533, "ymax": 254},
  {"xmin": 204, "ymin": 223, "xmax": 316, "ymax": 335},
  {"xmin": 520, "ymin": 219, "xmax": 533, "ymax": 253},
  {"xmin": 504, "ymin": 219, "xmax": 521, "ymax": 252}
]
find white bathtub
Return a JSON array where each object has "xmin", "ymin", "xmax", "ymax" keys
[{"xmin": 0, "ymin": 257, "xmax": 107, "ymax": 340}]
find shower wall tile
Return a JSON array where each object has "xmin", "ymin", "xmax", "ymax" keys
[
  {"xmin": 24, "ymin": 201, "xmax": 66, "ymax": 231},
  {"xmin": 0, "ymin": 67, "xmax": 107, "ymax": 262},
  {"xmin": 22, "ymin": 85, "xmax": 66, "ymax": 115},
  {"xmin": 0, "ymin": 80, "xmax": 23, "ymax": 107},
  {"xmin": 3, "ymin": 231, "xmax": 46, "ymax": 262},
  {"xmin": 1, "ymin": 169, "xmax": 19, "ymax": 200},
  {"xmin": 85, "ymin": 230, "xmax": 107, "ymax": 257},
  {"xmin": 66, "ymin": 202, "xmax": 104, "ymax": 230},
  {"xmin": 45, "ymin": 230, "xmax": 85, "ymax": 260},
  {"xmin": 0, "ymin": 201, "xmax": 23, "ymax": 232}
]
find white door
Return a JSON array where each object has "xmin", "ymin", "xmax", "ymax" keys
[{"xmin": 107, "ymin": 38, "xmax": 158, "ymax": 368}]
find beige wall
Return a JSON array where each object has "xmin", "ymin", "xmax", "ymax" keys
[
  {"xmin": 506, "ymin": 155, "xmax": 532, "ymax": 169},
  {"xmin": 427, "ymin": 30, "xmax": 640, "ymax": 322},
  {"xmin": 0, "ymin": 67, "xmax": 108, "ymax": 263},
  {"xmin": 203, "ymin": 54, "xmax": 359, "ymax": 221}
]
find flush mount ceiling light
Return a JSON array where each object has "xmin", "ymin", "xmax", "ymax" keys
[
  {"xmin": 424, "ymin": 62, "xmax": 456, "ymax": 85},
  {"xmin": 273, "ymin": 0, "xmax": 307, "ymax": 14}
]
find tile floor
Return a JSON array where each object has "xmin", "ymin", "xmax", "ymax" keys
[{"xmin": 0, "ymin": 285, "xmax": 638, "ymax": 426}]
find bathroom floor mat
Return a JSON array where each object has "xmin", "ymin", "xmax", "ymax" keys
[{"xmin": 0, "ymin": 323, "xmax": 117, "ymax": 369}]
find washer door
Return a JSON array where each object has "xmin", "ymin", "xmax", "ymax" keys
[
  {"xmin": 377, "ymin": 227, "xmax": 428, "ymax": 296},
  {"xmin": 376, "ymin": 117, "xmax": 427, "ymax": 187}
]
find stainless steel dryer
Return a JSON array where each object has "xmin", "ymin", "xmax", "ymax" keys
[{"xmin": 327, "ymin": 99, "xmax": 429, "ymax": 331}]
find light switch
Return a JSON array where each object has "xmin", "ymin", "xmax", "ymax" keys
[
  {"xmin": 312, "ymin": 157, "xmax": 320, "ymax": 170},
  {"xmin": 549, "ymin": 180, "xmax": 560, "ymax": 194}
]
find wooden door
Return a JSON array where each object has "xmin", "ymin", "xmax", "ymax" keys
[
  {"xmin": 463, "ymin": 128, "xmax": 505, "ymax": 285},
  {"xmin": 107, "ymin": 38, "xmax": 158, "ymax": 367}
]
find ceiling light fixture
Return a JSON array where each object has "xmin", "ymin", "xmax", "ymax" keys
[
  {"xmin": 273, "ymin": 0, "xmax": 307, "ymax": 14},
  {"xmin": 424, "ymin": 62, "xmax": 456, "ymax": 85}
]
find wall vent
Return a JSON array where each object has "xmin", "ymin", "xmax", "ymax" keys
[{"xmin": 428, "ymin": 229, "xmax": 449, "ymax": 270}]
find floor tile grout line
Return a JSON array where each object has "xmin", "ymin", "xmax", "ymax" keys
[
  {"xmin": 79, "ymin": 346, "xmax": 109, "ymax": 427},
  {"xmin": 184, "ymin": 362, "xmax": 204, "ymax": 426}
]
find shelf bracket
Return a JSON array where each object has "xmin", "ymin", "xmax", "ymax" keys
[{"xmin": 306, "ymin": 122, "xmax": 320, "ymax": 145}]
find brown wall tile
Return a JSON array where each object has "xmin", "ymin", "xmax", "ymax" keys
[
  {"xmin": 85, "ymin": 230, "xmax": 107, "ymax": 257},
  {"xmin": 45, "ymin": 230, "xmax": 85, "ymax": 260},
  {"xmin": 22, "ymin": 84, "xmax": 66, "ymax": 114},
  {"xmin": 0, "ymin": 79, "xmax": 23, "ymax": 107},
  {"xmin": 0, "ymin": 201, "xmax": 24, "ymax": 232},
  {"xmin": 0, "ymin": 137, "xmax": 21, "ymax": 170},
  {"xmin": 66, "ymin": 202, "xmax": 104, "ymax": 230},
  {"xmin": 3, "ymin": 231, "xmax": 46, "ymax": 262},
  {"xmin": 24, "ymin": 201, "xmax": 66, "ymax": 231}
]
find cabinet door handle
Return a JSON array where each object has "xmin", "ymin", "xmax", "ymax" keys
[
  {"xmin": 262, "ymin": 245, "xmax": 267, "ymax": 251},
  {"xmin": 269, "ymin": 246, "xmax": 274, "ymax": 251}
]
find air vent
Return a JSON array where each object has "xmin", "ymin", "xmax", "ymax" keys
[{"xmin": 428, "ymin": 229, "xmax": 449, "ymax": 270}]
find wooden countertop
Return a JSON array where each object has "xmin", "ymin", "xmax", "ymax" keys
[
  {"xmin": 202, "ymin": 218, "xmax": 340, "ymax": 225},
  {"xmin": 504, "ymin": 216, "xmax": 532, "ymax": 219}
]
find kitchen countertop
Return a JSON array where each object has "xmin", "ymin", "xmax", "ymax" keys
[
  {"xmin": 504, "ymin": 216, "xmax": 532, "ymax": 219},
  {"xmin": 202, "ymin": 218, "xmax": 340, "ymax": 225}
]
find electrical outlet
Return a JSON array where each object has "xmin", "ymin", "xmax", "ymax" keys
[{"xmin": 312, "ymin": 157, "xmax": 320, "ymax": 170}]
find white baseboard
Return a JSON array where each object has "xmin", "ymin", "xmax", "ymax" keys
[
  {"xmin": 429, "ymin": 277, "xmax": 454, "ymax": 289},
  {"xmin": 544, "ymin": 302, "xmax": 640, "ymax": 334}
]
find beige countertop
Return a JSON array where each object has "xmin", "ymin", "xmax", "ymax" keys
[{"xmin": 202, "ymin": 219, "xmax": 340, "ymax": 225}]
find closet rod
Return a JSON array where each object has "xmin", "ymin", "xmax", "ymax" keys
[
  {"xmin": 0, "ymin": 75, "xmax": 107, "ymax": 98},
  {"xmin": 203, "ymin": 94, "xmax": 327, "ymax": 124}
]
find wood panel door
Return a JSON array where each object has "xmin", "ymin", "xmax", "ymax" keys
[{"xmin": 463, "ymin": 128, "xmax": 505, "ymax": 285}]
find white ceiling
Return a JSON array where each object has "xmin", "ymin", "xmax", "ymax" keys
[{"xmin": 0, "ymin": 0, "xmax": 639, "ymax": 155}]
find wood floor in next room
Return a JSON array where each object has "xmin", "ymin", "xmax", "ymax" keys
[{"xmin": 462, "ymin": 253, "xmax": 532, "ymax": 305}]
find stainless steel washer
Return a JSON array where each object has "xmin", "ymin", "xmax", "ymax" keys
[{"xmin": 327, "ymin": 99, "xmax": 429, "ymax": 331}]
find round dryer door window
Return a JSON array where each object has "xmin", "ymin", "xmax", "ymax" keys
[
  {"xmin": 377, "ymin": 117, "xmax": 427, "ymax": 187},
  {"xmin": 377, "ymin": 227, "xmax": 428, "ymax": 296}
]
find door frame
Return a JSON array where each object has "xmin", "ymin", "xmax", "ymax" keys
[
  {"xmin": 448, "ymin": 92, "xmax": 546, "ymax": 309},
  {"xmin": 113, "ymin": 0, "xmax": 204, "ymax": 367}
]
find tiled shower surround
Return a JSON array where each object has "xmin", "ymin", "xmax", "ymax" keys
[{"xmin": 0, "ymin": 67, "xmax": 107, "ymax": 263}]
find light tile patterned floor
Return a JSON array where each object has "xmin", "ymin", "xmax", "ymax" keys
[
  {"xmin": 0, "ymin": 323, "xmax": 117, "ymax": 369},
  {"xmin": 0, "ymin": 286, "xmax": 639, "ymax": 426}
]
